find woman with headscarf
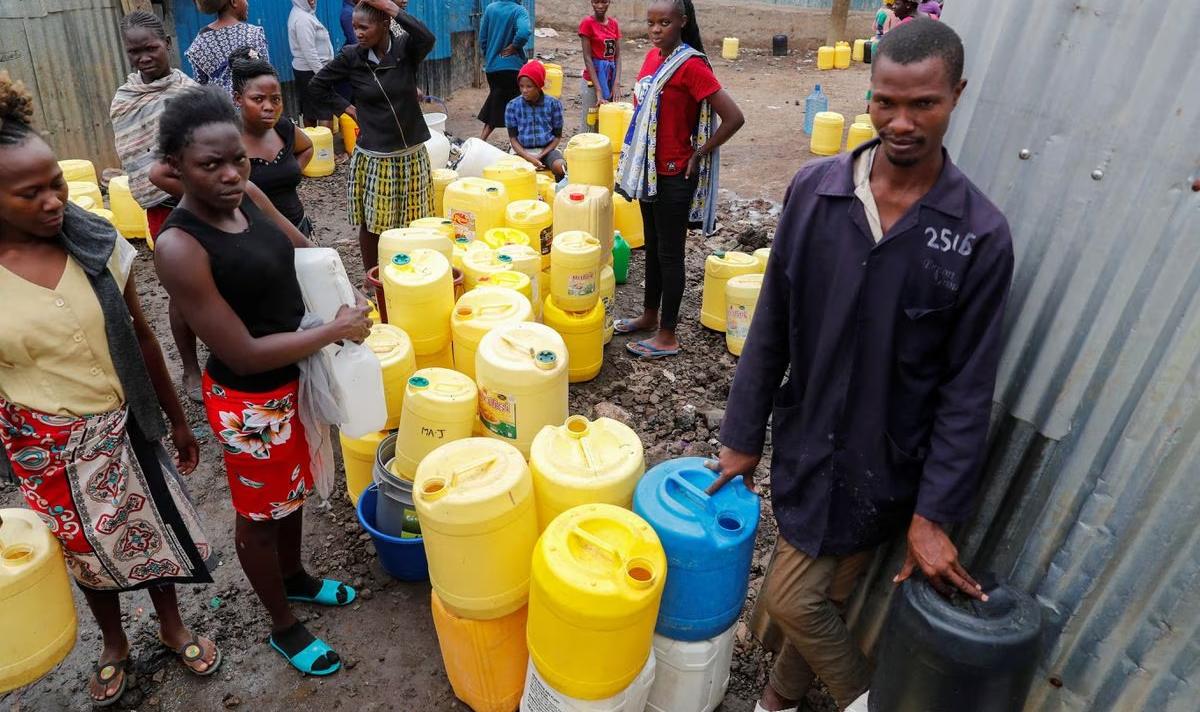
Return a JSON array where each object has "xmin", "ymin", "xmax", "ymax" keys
[
  {"xmin": 0, "ymin": 71, "xmax": 218, "ymax": 707},
  {"xmin": 185, "ymin": 0, "xmax": 270, "ymax": 101}
]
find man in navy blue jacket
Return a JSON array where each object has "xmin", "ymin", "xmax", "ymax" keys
[{"xmin": 708, "ymin": 20, "xmax": 1014, "ymax": 712}]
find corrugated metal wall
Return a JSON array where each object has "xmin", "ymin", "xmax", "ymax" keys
[
  {"xmin": 845, "ymin": 1, "xmax": 1200, "ymax": 711},
  {"xmin": 729, "ymin": 0, "xmax": 876, "ymax": 10},
  {"xmin": 0, "ymin": 0, "xmax": 129, "ymax": 168}
]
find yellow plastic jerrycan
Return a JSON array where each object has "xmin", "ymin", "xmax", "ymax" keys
[
  {"xmin": 725, "ymin": 273, "xmax": 764, "ymax": 356},
  {"xmin": 542, "ymin": 295, "xmax": 604, "ymax": 383},
  {"xmin": 475, "ymin": 322, "xmax": 569, "ymax": 456},
  {"xmin": 462, "ymin": 244, "xmax": 509, "ymax": 290},
  {"xmin": 480, "ymin": 227, "xmax": 531, "ymax": 252},
  {"xmin": 58, "ymin": 159, "xmax": 98, "ymax": 185},
  {"xmin": 810, "ymin": 111, "xmax": 845, "ymax": 156},
  {"xmin": 506, "ymin": 199, "xmax": 555, "ymax": 268},
  {"xmin": 431, "ymin": 169, "xmax": 459, "ymax": 217},
  {"xmin": 107, "ymin": 176, "xmax": 150, "ymax": 240},
  {"xmin": 700, "ymin": 250, "xmax": 760, "ymax": 332},
  {"xmin": 599, "ymin": 102, "xmax": 635, "ymax": 154},
  {"xmin": 365, "ymin": 323, "xmax": 417, "ymax": 430},
  {"xmin": 536, "ymin": 173, "xmax": 556, "ymax": 204},
  {"xmin": 483, "ymin": 160, "xmax": 537, "ymax": 203},
  {"xmin": 416, "ymin": 344, "xmax": 455, "ymax": 370},
  {"xmin": 565, "ymin": 133, "xmax": 614, "ymax": 189},
  {"xmin": 754, "ymin": 247, "xmax": 771, "ymax": 272},
  {"xmin": 394, "ymin": 368, "xmax": 478, "ymax": 481},
  {"xmin": 551, "ymin": 231, "xmax": 602, "ymax": 312},
  {"xmin": 69, "ymin": 195, "xmax": 95, "ymax": 211},
  {"xmin": 339, "ymin": 430, "xmax": 387, "ymax": 505},
  {"xmin": 600, "ymin": 264, "xmax": 615, "ymax": 344},
  {"xmin": 554, "ymin": 185, "xmax": 614, "ymax": 260},
  {"xmin": 817, "ymin": 45, "xmax": 835, "ymax": 70},
  {"xmin": 721, "ymin": 37, "xmax": 740, "ymax": 60},
  {"xmin": 846, "ymin": 122, "xmax": 876, "ymax": 152},
  {"xmin": 527, "ymin": 504, "xmax": 666, "ymax": 700},
  {"xmin": 476, "ymin": 269, "xmax": 533, "ymax": 304},
  {"xmin": 68, "ymin": 181, "xmax": 102, "ymax": 209},
  {"xmin": 613, "ymin": 193, "xmax": 644, "ymax": 249},
  {"xmin": 90, "ymin": 208, "xmax": 117, "ymax": 229},
  {"xmin": 852, "ymin": 38, "xmax": 867, "ymax": 62},
  {"xmin": 497, "ymin": 243, "xmax": 544, "ymax": 319},
  {"xmin": 302, "ymin": 126, "xmax": 335, "ymax": 177},
  {"xmin": 411, "ymin": 216, "xmax": 457, "ymax": 243},
  {"xmin": 382, "ymin": 249, "xmax": 455, "ymax": 358},
  {"xmin": 542, "ymin": 62, "xmax": 564, "ymax": 98},
  {"xmin": 834, "ymin": 41, "xmax": 852, "ymax": 69},
  {"xmin": 415, "ymin": 437, "xmax": 538, "ymax": 618},
  {"xmin": 452, "ymin": 286, "xmax": 533, "ymax": 380},
  {"xmin": 379, "ymin": 227, "xmax": 453, "ymax": 266},
  {"xmin": 338, "ymin": 113, "xmax": 359, "ymax": 153},
  {"xmin": 0, "ymin": 508, "xmax": 78, "ymax": 692},
  {"xmin": 529, "ymin": 416, "xmax": 645, "ymax": 531},
  {"xmin": 431, "ymin": 591, "xmax": 528, "ymax": 712},
  {"xmin": 444, "ymin": 177, "xmax": 508, "ymax": 241},
  {"xmin": 453, "ymin": 235, "xmax": 483, "ymax": 271}
]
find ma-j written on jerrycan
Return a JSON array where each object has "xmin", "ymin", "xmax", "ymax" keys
[{"xmin": 633, "ymin": 457, "xmax": 760, "ymax": 641}]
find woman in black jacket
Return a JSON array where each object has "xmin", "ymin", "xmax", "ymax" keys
[{"xmin": 308, "ymin": 0, "xmax": 434, "ymax": 270}]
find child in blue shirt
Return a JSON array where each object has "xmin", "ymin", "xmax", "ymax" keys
[{"xmin": 505, "ymin": 61, "xmax": 566, "ymax": 179}]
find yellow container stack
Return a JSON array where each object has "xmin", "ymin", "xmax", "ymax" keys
[
  {"xmin": 462, "ymin": 245, "xmax": 514, "ymax": 291},
  {"xmin": 381, "ymin": 249, "xmax": 455, "ymax": 363},
  {"xmin": 554, "ymin": 186, "xmax": 614, "ymax": 260},
  {"xmin": 393, "ymin": 369, "xmax": 478, "ymax": 481},
  {"xmin": 365, "ymin": 323, "xmax": 417, "ymax": 430},
  {"xmin": 483, "ymin": 160, "xmax": 537, "ymax": 203},
  {"xmin": 379, "ymin": 227, "xmax": 453, "ymax": 266},
  {"xmin": 536, "ymin": 173, "xmax": 556, "ymax": 204},
  {"xmin": 411, "ymin": 216, "xmax": 457, "ymax": 243},
  {"xmin": 68, "ymin": 181, "xmax": 102, "ymax": 210},
  {"xmin": 108, "ymin": 176, "xmax": 150, "ymax": 240},
  {"xmin": 430, "ymin": 591, "xmax": 529, "ymax": 712},
  {"xmin": 301, "ymin": 127, "xmax": 335, "ymax": 177},
  {"xmin": 725, "ymin": 273, "xmax": 765, "ymax": 356},
  {"xmin": 543, "ymin": 62, "xmax": 564, "ymax": 98},
  {"xmin": 817, "ymin": 45, "xmax": 835, "ymax": 70},
  {"xmin": 550, "ymin": 231, "xmax": 602, "ymax": 312},
  {"xmin": 58, "ymin": 159, "xmax": 97, "ymax": 185},
  {"xmin": 497, "ymin": 244, "xmax": 544, "ymax": 319},
  {"xmin": 475, "ymin": 322, "xmax": 569, "ymax": 456},
  {"xmin": 506, "ymin": 199, "xmax": 555, "ymax": 267},
  {"xmin": 810, "ymin": 111, "xmax": 845, "ymax": 156},
  {"xmin": 414, "ymin": 437, "xmax": 538, "ymax": 619},
  {"xmin": 339, "ymin": 430, "xmax": 387, "ymax": 505},
  {"xmin": 69, "ymin": 195, "xmax": 95, "ymax": 211},
  {"xmin": 542, "ymin": 296, "xmax": 604, "ymax": 384},
  {"xmin": 479, "ymin": 227, "xmax": 531, "ymax": 252},
  {"xmin": 834, "ymin": 41, "xmax": 852, "ymax": 69},
  {"xmin": 431, "ymin": 170, "xmax": 459, "ymax": 219},
  {"xmin": 444, "ymin": 177, "xmax": 508, "ymax": 241},
  {"xmin": 700, "ymin": 250, "xmax": 760, "ymax": 332},
  {"xmin": 613, "ymin": 193, "xmax": 645, "ymax": 249},
  {"xmin": 475, "ymin": 269, "xmax": 533, "ymax": 304},
  {"xmin": 529, "ymin": 416, "xmax": 646, "ymax": 531},
  {"xmin": 599, "ymin": 102, "xmax": 635, "ymax": 155},
  {"xmin": 564, "ymin": 133, "xmax": 614, "ymax": 189},
  {"xmin": 451, "ymin": 286, "xmax": 533, "ymax": 380},
  {"xmin": 527, "ymin": 504, "xmax": 666, "ymax": 700},
  {"xmin": 0, "ymin": 508, "xmax": 78, "ymax": 692}
]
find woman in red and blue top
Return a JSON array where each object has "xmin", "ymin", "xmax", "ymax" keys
[{"xmin": 579, "ymin": 0, "xmax": 621, "ymax": 132}]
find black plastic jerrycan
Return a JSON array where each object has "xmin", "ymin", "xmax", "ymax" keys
[{"xmin": 869, "ymin": 575, "xmax": 1044, "ymax": 712}]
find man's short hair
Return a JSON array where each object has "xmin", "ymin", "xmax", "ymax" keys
[{"xmin": 874, "ymin": 18, "xmax": 965, "ymax": 87}]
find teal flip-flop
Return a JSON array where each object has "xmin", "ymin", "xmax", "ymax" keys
[
  {"xmin": 287, "ymin": 579, "xmax": 356, "ymax": 607},
  {"xmin": 268, "ymin": 634, "xmax": 342, "ymax": 677},
  {"xmin": 627, "ymin": 339, "xmax": 680, "ymax": 359}
]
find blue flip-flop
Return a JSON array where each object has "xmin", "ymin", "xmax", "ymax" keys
[
  {"xmin": 268, "ymin": 633, "xmax": 342, "ymax": 677},
  {"xmin": 287, "ymin": 579, "xmax": 356, "ymax": 607},
  {"xmin": 626, "ymin": 339, "xmax": 680, "ymax": 359},
  {"xmin": 614, "ymin": 318, "xmax": 648, "ymax": 335}
]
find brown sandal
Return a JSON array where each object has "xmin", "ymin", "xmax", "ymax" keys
[
  {"xmin": 89, "ymin": 657, "xmax": 132, "ymax": 708},
  {"xmin": 162, "ymin": 635, "xmax": 222, "ymax": 677}
]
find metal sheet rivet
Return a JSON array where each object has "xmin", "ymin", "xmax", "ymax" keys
[
  {"xmin": 1091, "ymin": 170, "xmax": 1104, "ymax": 181},
  {"xmin": 1018, "ymin": 149, "xmax": 1031, "ymax": 160}
]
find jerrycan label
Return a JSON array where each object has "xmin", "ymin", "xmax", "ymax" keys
[
  {"xmin": 317, "ymin": 147, "xmax": 332, "ymax": 160},
  {"xmin": 522, "ymin": 669, "xmax": 569, "ymax": 712},
  {"xmin": 540, "ymin": 227, "xmax": 553, "ymax": 255},
  {"xmin": 479, "ymin": 387, "xmax": 517, "ymax": 440},
  {"xmin": 450, "ymin": 209, "xmax": 476, "ymax": 240},
  {"xmin": 568, "ymin": 271, "xmax": 598, "ymax": 297},
  {"xmin": 727, "ymin": 304, "xmax": 753, "ymax": 339}
]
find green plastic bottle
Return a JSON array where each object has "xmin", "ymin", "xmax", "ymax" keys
[{"xmin": 612, "ymin": 232, "xmax": 631, "ymax": 284}]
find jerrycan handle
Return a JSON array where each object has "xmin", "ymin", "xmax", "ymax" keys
[
  {"xmin": 564, "ymin": 417, "xmax": 601, "ymax": 476},
  {"xmin": 664, "ymin": 471, "xmax": 714, "ymax": 516},
  {"xmin": 568, "ymin": 525, "xmax": 621, "ymax": 565},
  {"xmin": 0, "ymin": 517, "xmax": 35, "ymax": 568},
  {"xmin": 418, "ymin": 454, "xmax": 499, "ymax": 502}
]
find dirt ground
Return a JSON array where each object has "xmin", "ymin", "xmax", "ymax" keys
[{"xmin": 0, "ymin": 9, "xmax": 871, "ymax": 712}]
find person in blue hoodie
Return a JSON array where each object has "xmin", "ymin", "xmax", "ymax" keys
[{"xmin": 477, "ymin": 0, "xmax": 532, "ymax": 141}]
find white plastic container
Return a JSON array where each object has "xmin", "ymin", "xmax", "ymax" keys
[
  {"xmin": 331, "ymin": 342, "xmax": 388, "ymax": 438},
  {"xmin": 456, "ymin": 137, "xmax": 512, "ymax": 178},
  {"xmin": 522, "ymin": 653, "xmax": 656, "ymax": 712},
  {"xmin": 294, "ymin": 247, "xmax": 355, "ymax": 325},
  {"xmin": 645, "ymin": 627, "xmax": 735, "ymax": 712}
]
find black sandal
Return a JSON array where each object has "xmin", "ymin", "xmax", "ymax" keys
[{"xmin": 89, "ymin": 657, "xmax": 132, "ymax": 708}]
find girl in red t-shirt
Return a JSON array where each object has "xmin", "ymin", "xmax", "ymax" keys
[
  {"xmin": 614, "ymin": 0, "xmax": 744, "ymax": 359},
  {"xmin": 578, "ymin": 0, "xmax": 621, "ymax": 132}
]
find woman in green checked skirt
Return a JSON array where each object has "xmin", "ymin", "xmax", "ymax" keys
[{"xmin": 307, "ymin": 0, "xmax": 435, "ymax": 270}]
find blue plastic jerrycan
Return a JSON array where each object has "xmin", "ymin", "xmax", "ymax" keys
[
  {"xmin": 633, "ymin": 457, "xmax": 760, "ymax": 641},
  {"xmin": 804, "ymin": 84, "xmax": 828, "ymax": 135}
]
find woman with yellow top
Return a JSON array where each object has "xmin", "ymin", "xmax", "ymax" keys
[{"xmin": 0, "ymin": 73, "xmax": 218, "ymax": 707}]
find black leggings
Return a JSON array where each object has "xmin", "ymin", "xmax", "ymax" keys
[{"xmin": 640, "ymin": 172, "xmax": 698, "ymax": 331}]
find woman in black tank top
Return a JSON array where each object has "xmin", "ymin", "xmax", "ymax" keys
[{"xmin": 153, "ymin": 86, "xmax": 371, "ymax": 678}]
